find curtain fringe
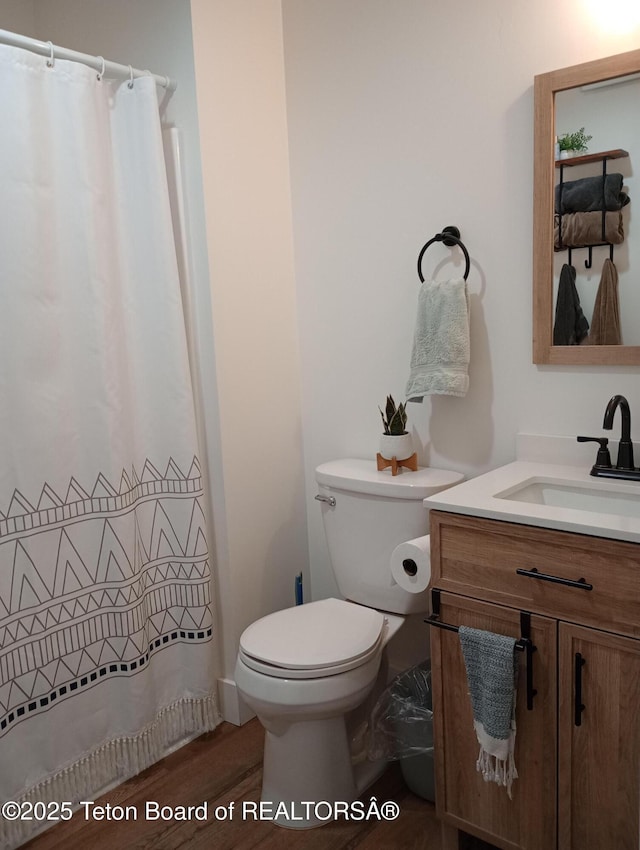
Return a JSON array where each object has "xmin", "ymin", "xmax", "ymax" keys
[{"xmin": 1, "ymin": 695, "xmax": 221, "ymax": 850}]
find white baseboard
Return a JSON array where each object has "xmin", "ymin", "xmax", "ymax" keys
[{"xmin": 217, "ymin": 677, "xmax": 255, "ymax": 726}]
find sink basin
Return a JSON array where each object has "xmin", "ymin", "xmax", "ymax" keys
[
  {"xmin": 496, "ymin": 478, "xmax": 640, "ymax": 518},
  {"xmin": 424, "ymin": 457, "xmax": 640, "ymax": 544}
]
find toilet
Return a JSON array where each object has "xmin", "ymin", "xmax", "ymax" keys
[{"xmin": 234, "ymin": 458, "xmax": 463, "ymax": 828}]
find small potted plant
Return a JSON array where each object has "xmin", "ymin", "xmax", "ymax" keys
[
  {"xmin": 378, "ymin": 395, "xmax": 413, "ymax": 461},
  {"xmin": 558, "ymin": 127, "xmax": 592, "ymax": 159}
]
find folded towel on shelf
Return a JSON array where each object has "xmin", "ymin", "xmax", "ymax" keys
[
  {"xmin": 458, "ymin": 626, "xmax": 519, "ymax": 799},
  {"xmin": 405, "ymin": 278, "xmax": 469, "ymax": 401},
  {"xmin": 553, "ymin": 263, "xmax": 590, "ymax": 346},
  {"xmin": 555, "ymin": 173, "xmax": 630, "ymax": 214},
  {"xmin": 586, "ymin": 258, "xmax": 621, "ymax": 346},
  {"xmin": 554, "ymin": 211, "xmax": 624, "ymax": 250}
]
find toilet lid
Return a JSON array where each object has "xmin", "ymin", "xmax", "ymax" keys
[{"xmin": 239, "ymin": 598, "xmax": 385, "ymax": 676}]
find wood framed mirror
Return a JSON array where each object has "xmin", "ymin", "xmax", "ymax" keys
[{"xmin": 533, "ymin": 48, "xmax": 640, "ymax": 365}]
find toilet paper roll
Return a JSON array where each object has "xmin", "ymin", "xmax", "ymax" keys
[{"xmin": 390, "ymin": 535, "xmax": 431, "ymax": 593}]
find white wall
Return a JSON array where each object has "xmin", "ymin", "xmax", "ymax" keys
[
  {"xmin": 190, "ymin": 0, "xmax": 309, "ymax": 719},
  {"xmin": 0, "ymin": 0, "xmax": 35, "ymax": 33},
  {"xmin": 282, "ymin": 0, "xmax": 640, "ymax": 600}
]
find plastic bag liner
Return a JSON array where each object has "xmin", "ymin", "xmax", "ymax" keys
[{"xmin": 368, "ymin": 660, "xmax": 434, "ymax": 761}]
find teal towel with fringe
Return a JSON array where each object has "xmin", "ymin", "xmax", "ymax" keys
[{"xmin": 458, "ymin": 625, "xmax": 519, "ymax": 798}]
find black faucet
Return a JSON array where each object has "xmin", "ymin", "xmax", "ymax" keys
[
  {"xmin": 603, "ymin": 394, "xmax": 634, "ymax": 470},
  {"xmin": 577, "ymin": 395, "xmax": 640, "ymax": 481}
]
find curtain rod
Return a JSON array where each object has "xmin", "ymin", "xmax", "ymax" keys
[{"xmin": 0, "ymin": 28, "xmax": 176, "ymax": 91}]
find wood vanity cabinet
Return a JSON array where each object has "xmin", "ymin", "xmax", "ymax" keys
[{"xmin": 429, "ymin": 510, "xmax": 640, "ymax": 850}]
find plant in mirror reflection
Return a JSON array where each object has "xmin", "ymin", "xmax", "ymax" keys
[{"xmin": 558, "ymin": 127, "xmax": 593, "ymax": 153}]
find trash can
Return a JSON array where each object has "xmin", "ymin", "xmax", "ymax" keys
[{"xmin": 368, "ymin": 660, "xmax": 435, "ymax": 801}]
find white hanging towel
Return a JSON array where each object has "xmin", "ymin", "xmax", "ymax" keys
[{"xmin": 405, "ymin": 278, "xmax": 470, "ymax": 401}]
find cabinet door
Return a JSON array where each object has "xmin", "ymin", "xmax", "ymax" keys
[
  {"xmin": 558, "ymin": 623, "xmax": 640, "ymax": 850},
  {"xmin": 431, "ymin": 592, "xmax": 557, "ymax": 850}
]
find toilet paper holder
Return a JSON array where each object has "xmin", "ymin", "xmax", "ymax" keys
[
  {"xmin": 426, "ymin": 588, "xmax": 538, "ymax": 711},
  {"xmin": 402, "ymin": 558, "xmax": 418, "ymax": 577}
]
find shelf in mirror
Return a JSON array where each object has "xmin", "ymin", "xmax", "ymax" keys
[{"xmin": 555, "ymin": 148, "xmax": 628, "ymax": 168}]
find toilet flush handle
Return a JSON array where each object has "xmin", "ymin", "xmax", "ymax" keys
[{"xmin": 314, "ymin": 494, "xmax": 336, "ymax": 507}]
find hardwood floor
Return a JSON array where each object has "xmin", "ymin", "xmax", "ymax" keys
[{"xmin": 21, "ymin": 718, "xmax": 492, "ymax": 850}]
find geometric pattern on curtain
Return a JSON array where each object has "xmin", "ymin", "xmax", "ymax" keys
[
  {"xmin": 0, "ymin": 456, "xmax": 212, "ymax": 738},
  {"xmin": 0, "ymin": 42, "xmax": 220, "ymax": 849}
]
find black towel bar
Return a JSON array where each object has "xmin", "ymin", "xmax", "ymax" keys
[
  {"xmin": 426, "ymin": 589, "xmax": 538, "ymax": 710},
  {"xmin": 417, "ymin": 224, "xmax": 470, "ymax": 282},
  {"xmin": 425, "ymin": 613, "xmax": 528, "ymax": 651}
]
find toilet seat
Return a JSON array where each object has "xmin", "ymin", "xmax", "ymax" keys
[{"xmin": 239, "ymin": 598, "xmax": 387, "ymax": 680}]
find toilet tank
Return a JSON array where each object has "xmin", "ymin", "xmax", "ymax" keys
[{"xmin": 315, "ymin": 459, "xmax": 464, "ymax": 615}]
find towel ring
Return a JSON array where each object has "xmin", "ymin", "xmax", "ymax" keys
[{"xmin": 417, "ymin": 225, "xmax": 470, "ymax": 282}]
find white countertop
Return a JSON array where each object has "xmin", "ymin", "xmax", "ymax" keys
[{"xmin": 424, "ymin": 460, "xmax": 640, "ymax": 544}]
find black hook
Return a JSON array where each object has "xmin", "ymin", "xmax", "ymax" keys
[
  {"xmin": 585, "ymin": 246, "xmax": 593, "ymax": 269},
  {"xmin": 417, "ymin": 225, "xmax": 470, "ymax": 282},
  {"xmin": 568, "ymin": 244, "xmax": 614, "ymax": 269}
]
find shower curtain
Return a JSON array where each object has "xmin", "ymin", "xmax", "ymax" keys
[{"xmin": 0, "ymin": 44, "xmax": 219, "ymax": 849}]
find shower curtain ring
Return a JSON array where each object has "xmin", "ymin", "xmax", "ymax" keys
[
  {"xmin": 96, "ymin": 56, "xmax": 105, "ymax": 81},
  {"xmin": 127, "ymin": 65, "xmax": 134, "ymax": 89},
  {"xmin": 46, "ymin": 41, "xmax": 55, "ymax": 69}
]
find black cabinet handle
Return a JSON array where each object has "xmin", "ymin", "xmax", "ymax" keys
[
  {"xmin": 574, "ymin": 652, "xmax": 586, "ymax": 726},
  {"xmin": 516, "ymin": 567, "xmax": 593, "ymax": 591}
]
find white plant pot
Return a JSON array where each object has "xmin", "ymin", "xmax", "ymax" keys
[{"xmin": 379, "ymin": 433, "xmax": 413, "ymax": 461}]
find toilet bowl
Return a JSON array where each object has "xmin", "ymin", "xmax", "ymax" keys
[
  {"xmin": 235, "ymin": 459, "xmax": 464, "ymax": 828},
  {"xmin": 235, "ymin": 597, "xmax": 404, "ymax": 827}
]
